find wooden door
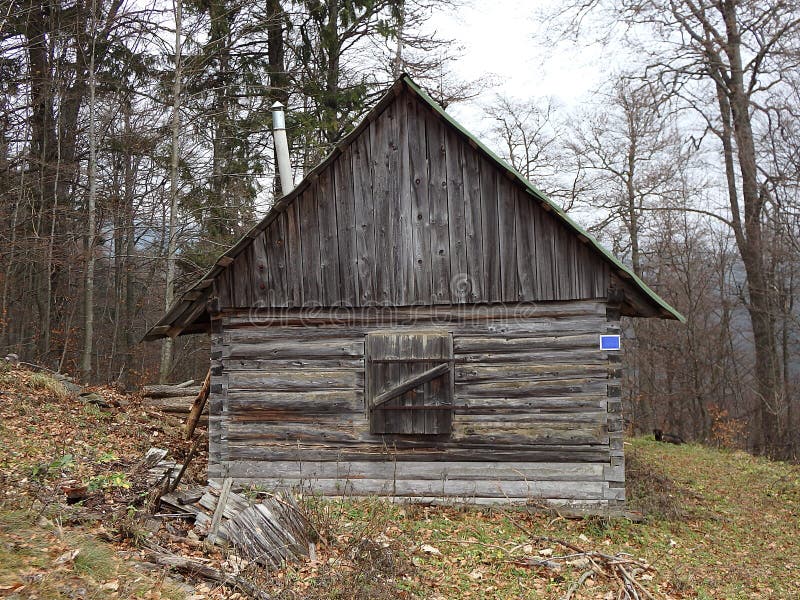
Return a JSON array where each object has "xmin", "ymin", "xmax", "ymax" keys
[{"xmin": 366, "ymin": 331, "xmax": 454, "ymax": 435}]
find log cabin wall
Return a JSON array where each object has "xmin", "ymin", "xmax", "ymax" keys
[{"xmin": 208, "ymin": 301, "xmax": 625, "ymax": 506}]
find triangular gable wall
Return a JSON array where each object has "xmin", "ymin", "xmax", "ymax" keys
[
  {"xmin": 215, "ymin": 88, "xmax": 609, "ymax": 309},
  {"xmin": 145, "ymin": 76, "xmax": 682, "ymax": 340}
]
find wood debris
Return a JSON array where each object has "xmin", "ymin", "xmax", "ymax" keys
[
  {"xmin": 159, "ymin": 479, "xmax": 314, "ymax": 569},
  {"xmin": 139, "ymin": 447, "xmax": 183, "ymax": 488},
  {"xmin": 513, "ymin": 535, "xmax": 662, "ymax": 600}
]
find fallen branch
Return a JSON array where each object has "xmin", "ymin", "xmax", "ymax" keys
[
  {"xmin": 508, "ymin": 519, "xmax": 662, "ymax": 600},
  {"xmin": 169, "ymin": 436, "xmax": 202, "ymax": 492},
  {"xmin": 563, "ymin": 570, "xmax": 594, "ymax": 600},
  {"xmin": 143, "ymin": 549, "xmax": 270, "ymax": 600}
]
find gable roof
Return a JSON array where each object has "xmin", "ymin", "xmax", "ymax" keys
[{"xmin": 144, "ymin": 75, "xmax": 683, "ymax": 341}]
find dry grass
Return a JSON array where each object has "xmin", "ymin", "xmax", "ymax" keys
[
  {"xmin": 625, "ymin": 443, "xmax": 686, "ymax": 520},
  {"xmin": 26, "ymin": 371, "xmax": 69, "ymax": 399}
]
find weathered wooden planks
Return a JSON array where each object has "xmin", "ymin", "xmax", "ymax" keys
[
  {"xmin": 211, "ymin": 87, "xmax": 611, "ymax": 312},
  {"xmin": 207, "ymin": 262, "xmax": 623, "ymax": 505}
]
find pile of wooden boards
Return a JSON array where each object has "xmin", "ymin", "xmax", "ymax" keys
[
  {"xmin": 142, "ymin": 447, "xmax": 184, "ymax": 488},
  {"xmin": 160, "ymin": 480, "xmax": 314, "ymax": 569}
]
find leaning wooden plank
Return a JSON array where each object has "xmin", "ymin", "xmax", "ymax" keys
[
  {"xmin": 208, "ymin": 478, "xmax": 233, "ymax": 544},
  {"xmin": 185, "ymin": 370, "xmax": 211, "ymax": 439},
  {"xmin": 372, "ymin": 362, "xmax": 450, "ymax": 408}
]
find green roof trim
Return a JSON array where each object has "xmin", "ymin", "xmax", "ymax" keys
[{"xmin": 402, "ymin": 76, "xmax": 685, "ymax": 323}]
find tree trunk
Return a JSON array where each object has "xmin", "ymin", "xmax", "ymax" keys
[
  {"xmin": 718, "ymin": 2, "xmax": 779, "ymax": 455},
  {"xmin": 81, "ymin": 0, "xmax": 99, "ymax": 380},
  {"xmin": 160, "ymin": 0, "xmax": 183, "ymax": 383}
]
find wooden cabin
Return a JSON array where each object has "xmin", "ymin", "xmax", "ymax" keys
[{"xmin": 145, "ymin": 75, "xmax": 682, "ymax": 508}]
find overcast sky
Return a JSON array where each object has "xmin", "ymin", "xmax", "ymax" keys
[{"xmin": 428, "ymin": 0, "xmax": 610, "ymax": 130}]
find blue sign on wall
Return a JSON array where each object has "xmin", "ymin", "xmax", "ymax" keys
[{"xmin": 600, "ymin": 334, "xmax": 621, "ymax": 351}]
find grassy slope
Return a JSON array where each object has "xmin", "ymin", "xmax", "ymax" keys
[
  {"xmin": 0, "ymin": 367, "xmax": 190, "ymax": 599},
  {"xmin": 1, "ymin": 365, "xmax": 799, "ymax": 599},
  {"xmin": 269, "ymin": 446, "xmax": 800, "ymax": 599}
]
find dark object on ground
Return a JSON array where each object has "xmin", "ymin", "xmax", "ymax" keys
[
  {"xmin": 654, "ymin": 429, "xmax": 684, "ymax": 444},
  {"xmin": 61, "ymin": 481, "xmax": 89, "ymax": 504},
  {"xmin": 80, "ymin": 391, "xmax": 111, "ymax": 408}
]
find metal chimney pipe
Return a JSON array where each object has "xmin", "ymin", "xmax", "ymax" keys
[{"xmin": 271, "ymin": 101, "xmax": 294, "ymax": 195}]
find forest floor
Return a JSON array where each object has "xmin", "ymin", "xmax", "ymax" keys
[{"xmin": 1, "ymin": 364, "xmax": 799, "ymax": 600}]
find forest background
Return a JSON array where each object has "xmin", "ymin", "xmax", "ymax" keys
[{"xmin": 1, "ymin": 0, "xmax": 798, "ymax": 459}]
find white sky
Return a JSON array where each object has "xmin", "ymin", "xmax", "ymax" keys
[{"xmin": 428, "ymin": 0, "xmax": 610, "ymax": 130}]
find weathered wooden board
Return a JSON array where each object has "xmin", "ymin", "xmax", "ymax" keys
[
  {"xmin": 298, "ymin": 179, "xmax": 322, "ymax": 306},
  {"xmin": 334, "ymin": 144, "xmax": 358, "ymax": 305},
  {"xmin": 227, "ymin": 370, "xmax": 363, "ymax": 391},
  {"xmin": 224, "ymin": 339, "xmax": 364, "ymax": 360},
  {"xmin": 455, "ymin": 379, "xmax": 609, "ymax": 399},
  {"xmin": 216, "ymin": 477, "xmax": 612, "ymax": 500},
  {"xmin": 222, "ymin": 460, "xmax": 607, "ymax": 481},
  {"xmin": 352, "ymin": 128, "xmax": 376, "ymax": 303},
  {"xmin": 224, "ymin": 444, "xmax": 611, "ymax": 464},
  {"xmin": 428, "ymin": 115, "xmax": 452, "ymax": 303},
  {"xmin": 224, "ymin": 300, "xmax": 608, "ymax": 325},
  {"xmin": 317, "ymin": 167, "xmax": 340, "ymax": 305},
  {"xmin": 283, "ymin": 203, "xmax": 304, "ymax": 306},
  {"xmin": 408, "ymin": 98, "xmax": 433, "ymax": 302},
  {"xmin": 226, "ymin": 390, "xmax": 364, "ymax": 414},
  {"xmin": 446, "ymin": 128, "xmax": 468, "ymax": 303}
]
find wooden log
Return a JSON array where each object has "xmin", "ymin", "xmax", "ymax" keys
[
  {"xmin": 226, "ymin": 390, "xmax": 364, "ymax": 414},
  {"xmin": 226, "ymin": 369, "xmax": 363, "ymax": 391},
  {"xmin": 225, "ymin": 339, "xmax": 364, "ymax": 360},
  {"xmin": 141, "ymin": 384, "xmax": 202, "ymax": 399},
  {"xmin": 226, "ymin": 445, "xmax": 611, "ymax": 464},
  {"xmin": 222, "ymin": 460, "xmax": 606, "ymax": 482},
  {"xmin": 222, "ymin": 300, "xmax": 607, "ymax": 326},
  {"xmin": 145, "ymin": 396, "xmax": 203, "ymax": 413},
  {"xmin": 143, "ymin": 549, "xmax": 270, "ymax": 600},
  {"xmin": 216, "ymin": 477, "xmax": 609, "ymax": 500}
]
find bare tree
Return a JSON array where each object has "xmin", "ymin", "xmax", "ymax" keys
[
  {"xmin": 160, "ymin": 0, "xmax": 183, "ymax": 383},
  {"xmin": 566, "ymin": 78, "xmax": 691, "ymax": 275},
  {"xmin": 553, "ymin": 0, "xmax": 800, "ymax": 457}
]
